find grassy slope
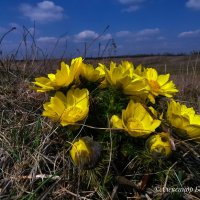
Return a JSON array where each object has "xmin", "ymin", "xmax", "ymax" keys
[{"xmin": 1, "ymin": 55, "xmax": 200, "ymax": 200}]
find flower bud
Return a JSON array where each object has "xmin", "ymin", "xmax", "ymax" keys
[
  {"xmin": 70, "ymin": 137, "xmax": 102, "ymax": 169},
  {"xmin": 146, "ymin": 132, "xmax": 172, "ymax": 158}
]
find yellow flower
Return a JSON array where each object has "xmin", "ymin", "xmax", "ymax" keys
[
  {"xmin": 32, "ymin": 76, "xmax": 55, "ymax": 92},
  {"xmin": 102, "ymin": 61, "xmax": 130, "ymax": 87},
  {"xmin": 134, "ymin": 64, "xmax": 143, "ymax": 76},
  {"xmin": 102, "ymin": 61, "xmax": 149, "ymax": 95},
  {"xmin": 32, "ymin": 57, "xmax": 84, "ymax": 92},
  {"xmin": 146, "ymin": 132, "xmax": 172, "ymax": 158},
  {"xmin": 42, "ymin": 88, "xmax": 89, "ymax": 126},
  {"xmin": 167, "ymin": 100, "xmax": 200, "ymax": 140},
  {"xmin": 122, "ymin": 78, "xmax": 149, "ymax": 97},
  {"xmin": 70, "ymin": 137, "xmax": 102, "ymax": 169},
  {"xmin": 69, "ymin": 57, "xmax": 84, "ymax": 81},
  {"xmin": 80, "ymin": 63, "xmax": 105, "ymax": 82},
  {"xmin": 111, "ymin": 100, "xmax": 161, "ymax": 137},
  {"xmin": 144, "ymin": 68, "xmax": 178, "ymax": 103}
]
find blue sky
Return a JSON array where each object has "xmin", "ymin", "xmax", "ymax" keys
[{"xmin": 0, "ymin": 0, "xmax": 200, "ymax": 58}]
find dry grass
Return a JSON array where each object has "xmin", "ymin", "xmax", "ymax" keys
[{"xmin": 1, "ymin": 55, "xmax": 200, "ymax": 200}]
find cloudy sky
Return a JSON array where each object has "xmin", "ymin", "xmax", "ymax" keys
[{"xmin": 0, "ymin": 0, "xmax": 200, "ymax": 58}]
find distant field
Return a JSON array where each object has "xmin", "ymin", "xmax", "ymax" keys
[
  {"xmin": 0, "ymin": 54, "xmax": 199, "ymax": 76},
  {"xmin": 86, "ymin": 54, "xmax": 200, "ymax": 74}
]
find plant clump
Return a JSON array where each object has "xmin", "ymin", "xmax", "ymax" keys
[{"xmin": 31, "ymin": 57, "xmax": 200, "ymax": 199}]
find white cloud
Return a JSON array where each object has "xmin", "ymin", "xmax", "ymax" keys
[
  {"xmin": 0, "ymin": 25, "xmax": 17, "ymax": 35},
  {"xmin": 9, "ymin": 23, "xmax": 21, "ymax": 29},
  {"xmin": 19, "ymin": 1, "xmax": 64, "ymax": 23},
  {"xmin": 74, "ymin": 30, "xmax": 112, "ymax": 42},
  {"xmin": 27, "ymin": 27, "xmax": 36, "ymax": 35},
  {"xmin": 178, "ymin": 29, "xmax": 200, "ymax": 38},
  {"xmin": 122, "ymin": 5, "xmax": 140, "ymax": 12},
  {"xmin": 101, "ymin": 33, "xmax": 112, "ymax": 40},
  {"xmin": 118, "ymin": 0, "xmax": 146, "ymax": 12},
  {"xmin": 136, "ymin": 28, "xmax": 160, "ymax": 37},
  {"xmin": 74, "ymin": 30, "xmax": 98, "ymax": 42},
  {"xmin": 6, "ymin": 23, "xmax": 40, "ymax": 37},
  {"xmin": 186, "ymin": 0, "xmax": 200, "ymax": 10},
  {"xmin": 116, "ymin": 28, "xmax": 160, "ymax": 40},
  {"xmin": 37, "ymin": 35, "xmax": 69, "ymax": 44},
  {"xmin": 37, "ymin": 36, "xmax": 58, "ymax": 43},
  {"xmin": 116, "ymin": 30, "xmax": 132, "ymax": 37}
]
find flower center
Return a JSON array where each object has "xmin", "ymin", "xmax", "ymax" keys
[
  {"xmin": 127, "ymin": 119, "xmax": 144, "ymax": 132},
  {"xmin": 62, "ymin": 107, "xmax": 84, "ymax": 122},
  {"xmin": 149, "ymin": 80, "xmax": 160, "ymax": 92}
]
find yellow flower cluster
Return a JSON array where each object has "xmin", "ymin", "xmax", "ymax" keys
[
  {"xmin": 32, "ymin": 57, "xmax": 106, "ymax": 127},
  {"xmin": 32, "ymin": 56, "xmax": 200, "ymax": 168},
  {"xmin": 33, "ymin": 57, "xmax": 105, "ymax": 92},
  {"xmin": 33, "ymin": 58, "xmax": 178, "ymax": 103},
  {"xmin": 101, "ymin": 61, "xmax": 178, "ymax": 103}
]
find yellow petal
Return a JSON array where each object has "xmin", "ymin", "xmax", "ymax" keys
[
  {"xmin": 148, "ymin": 93, "xmax": 156, "ymax": 104},
  {"xmin": 49, "ymin": 93, "xmax": 65, "ymax": 116},
  {"xmin": 157, "ymin": 74, "xmax": 169, "ymax": 86},
  {"xmin": 47, "ymin": 73, "xmax": 56, "ymax": 81},
  {"xmin": 146, "ymin": 68, "xmax": 158, "ymax": 81},
  {"xmin": 110, "ymin": 115, "xmax": 123, "ymax": 129}
]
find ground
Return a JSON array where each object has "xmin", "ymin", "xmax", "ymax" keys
[{"xmin": 0, "ymin": 55, "xmax": 200, "ymax": 200}]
